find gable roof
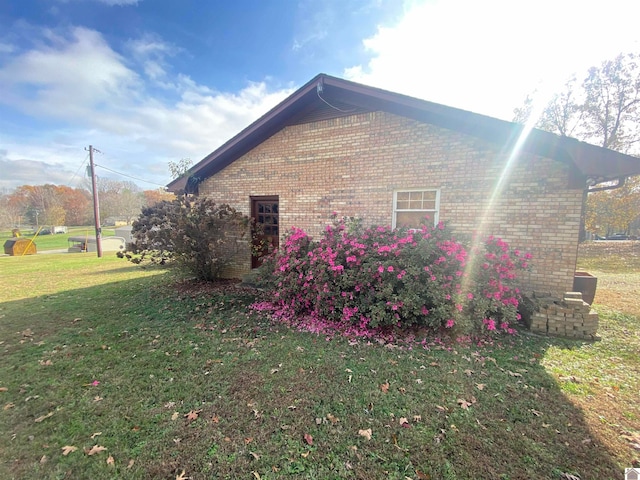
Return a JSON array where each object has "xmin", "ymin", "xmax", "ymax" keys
[{"xmin": 167, "ymin": 73, "xmax": 640, "ymax": 193}]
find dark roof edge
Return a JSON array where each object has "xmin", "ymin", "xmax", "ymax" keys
[
  {"xmin": 167, "ymin": 74, "xmax": 640, "ymax": 192},
  {"xmin": 167, "ymin": 74, "xmax": 327, "ymax": 192}
]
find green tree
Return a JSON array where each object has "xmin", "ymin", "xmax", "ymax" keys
[
  {"xmin": 514, "ymin": 53, "xmax": 640, "ymax": 239},
  {"xmin": 583, "ymin": 53, "xmax": 640, "ymax": 151},
  {"xmin": 98, "ymin": 179, "xmax": 144, "ymax": 224},
  {"xmin": 168, "ymin": 158, "xmax": 193, "ymax": 180},
  {"xmin": 586, "ymin": 176, "xmax": 640, "ymax": 235}
]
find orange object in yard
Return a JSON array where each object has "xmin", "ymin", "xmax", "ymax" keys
[{"xmin": 3, "ymin": 238, "xmax": 37, "ymax": 256}]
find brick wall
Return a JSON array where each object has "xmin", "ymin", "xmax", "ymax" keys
[{"xmin": 199, "ymin": 111, "xmax": 584, "ymax": 297}]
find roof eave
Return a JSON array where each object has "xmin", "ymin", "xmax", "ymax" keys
[{"xmin": 166, "ymin": 74, "xmax": 640, "ymax": 191}]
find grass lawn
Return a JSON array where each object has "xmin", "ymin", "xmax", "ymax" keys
[
  {"xmin": 0, "ymin": 245, "xmax": 638, "ymax": 479},
  {"xmin": 1, "ymin": 227, "xmax": 116, "ymax": 252}
]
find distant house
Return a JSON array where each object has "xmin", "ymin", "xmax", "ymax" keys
[{"xmin": 168, "ymin": 74, "xmax": 640, "ymax": 300}]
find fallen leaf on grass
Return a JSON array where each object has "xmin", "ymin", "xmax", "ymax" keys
[
  {"xmin": 380, "ymin": 382, "xmax": 390, "ymax": 393},
  {"xmin": 91, "ymin": 432, "xmax": 102, "ymax": 439},
  {"xmin": 127, "ymin": 459, "xmax": 135, "ymax": 469},
  {"xmin": 4, "ymin": 403, "xmax": 15, "ymax": 410},
  {"xmin": 212, "ymin": 414, "xmax": 220, "ymax": 423},
  {"xmin": 34, "ymin": 411, "xmax": 55, "ymax": 422},
  {"xmin": 251, "ymin": 472, "xmax": 261, "ymax": 480},
  {"xmin": 176, "ymin": 470, "xmax": 189, "ymax": 480},
  {"xmin": 457, "ymin": 397, "xmax": 477, "ymax": 409},
  {"xmin": 40, "ymin": 455, "xmax": 48, "ymax": 464},
  {"xmin": 507, "ymin": 370, "xmax": 522, "ymax": 378},
  {"xmin": 171, "ymin": 412, "xmax": 180, "ymax": 421},
  {"xmin": 530, "ymin": 409, "xmax": 543, "ymax": 417},
  {"xmin": 358, "ymin": 429, "xmax": 372, "ymax": 440},
  {"xmin": 476, "ymin": 383, "xmax": 486, "ymax": 391},
  {"xmin": 39, "ymin": 360, "xmax": 53, "ymax": 366},
  {"xmin": 0, "ymin": 387, "xmax": 7, "ymax": 392},
  {"xmin": 61, "ymin": 446, "xmax": 78, "ymax": 456},
  {"xmin": 327, "ymin": 413, "xmax": 339, "ymax": 425},
  {"xmin": 184, "ymin": 409, "xmax": 202, "ymax": 422},
  {"xmin": 85, "ymin": 445, "xmax": 107, "ymax": 456},
  {"xmin": 107, "ymin": 455, "xmax": 115, "ymax": 466},
  {"xmin": 93, "ymin": 396, "xmax": 103, "ymax": 402},
  {"xmin": 303, "ymin": 433, "xmax": 313, "ymax": 445},
  {"xmin": 399, "ymin": 417, "xmax": 411, "ymax": 428},
  {"xmin": 559, "ymin": 473, "xmax": 581, "ymax": 480}
]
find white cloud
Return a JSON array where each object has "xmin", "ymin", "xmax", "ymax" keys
[
  {"xmin": 0, "ymin": 26, "xmax": 294, "ymax": 191},
  {"xmin": 0, "ymin": 27, "xmax": 140, "ymax": 119},
  {"xmin": 345, "ymin": 0, "xmax": 640, "ymax": 121},
  {"xmin": 0, "ymin": 150, "xmax": 79, "ymax": 191},
  {"xmin": 126, "ymin": 34, "xmax": 179, "ymax": 81},
  {"xmin": 0, "ymin": 43, "xmax": 15, "ymax": 54}
]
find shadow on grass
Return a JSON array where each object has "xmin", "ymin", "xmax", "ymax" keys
[{"xmin": 0, "ymin": 276, "xmax": 629, "ymax": 480}]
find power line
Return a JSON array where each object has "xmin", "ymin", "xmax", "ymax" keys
[
  {"xmin": 68, "ymin": 153, "xmax": 89, "ymax": 186},
  {"xmin": 94, "ymin": 163, "xmax": 167, "ymax": 188}
]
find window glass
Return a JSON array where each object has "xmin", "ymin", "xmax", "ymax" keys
[{"xmin": 393, "ymin": 189, "xmax": 440, "ymax": 229}]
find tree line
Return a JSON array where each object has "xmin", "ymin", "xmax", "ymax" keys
[
  {"xmin": 513, "ymin": 52, "xmax": 640, "ymax": 237},
  {"xmin": 0, "ymin": 180, "xmax": 174, "ymax": 230}
]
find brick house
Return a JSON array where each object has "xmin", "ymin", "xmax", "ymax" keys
[{"xmin": 168, "ymin": 74, "xmax": 640, "ymax": 302}]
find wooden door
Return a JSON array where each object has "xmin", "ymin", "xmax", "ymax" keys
[{"xmin": 251, "ymin": 196, "xmax": 279, "ymax": 268}]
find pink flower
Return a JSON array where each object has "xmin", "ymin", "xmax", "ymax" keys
[
  {"xmin": 91, "ymin": 380, "xmax": 100, "ymax": 386},
  {"xmin": 446, "ymin": 319, "xmax": 455, "ymax": 328},
  {"xmin": 378, "ymin": 265, "xmax": 384, "ymax": 273},
  {"xmin": 387, "ymin": 266, "xmax": 394, "ymax": 272},
  {"xmin": 466, "ymin": 293, "xmax": 474, "ymax": 300}
]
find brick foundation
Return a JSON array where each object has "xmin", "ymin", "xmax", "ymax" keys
[{"xmin": 530, "ymin": 292, "xmax": 599, "ymax": 339}]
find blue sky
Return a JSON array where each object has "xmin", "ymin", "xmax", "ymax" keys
[{"xmin": 1, "ymin": 0, "xmax": 639, "ymax": 191}]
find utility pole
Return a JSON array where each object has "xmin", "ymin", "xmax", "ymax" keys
[{"xmin": 86, "ymin": 145, "xmax": 103, "ymax": 258}]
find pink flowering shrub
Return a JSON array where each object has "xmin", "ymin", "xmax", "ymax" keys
[{"xmin": 256, "ymin": 216, "xmax": 530, "ymax": 336}]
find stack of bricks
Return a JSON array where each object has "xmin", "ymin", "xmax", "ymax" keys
[{"xmin": 530, "ymin": 292, "xmax": 599, "ymax": 339}]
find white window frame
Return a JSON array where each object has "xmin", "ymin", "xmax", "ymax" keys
[{"xmin": 392, "ymin": 188, "xmax": 441, "ymax": 229}]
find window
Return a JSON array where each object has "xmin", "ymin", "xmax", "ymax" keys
[{"xmin": 392, "ymin": 189, "xmax": 440, "ymax": 229}]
